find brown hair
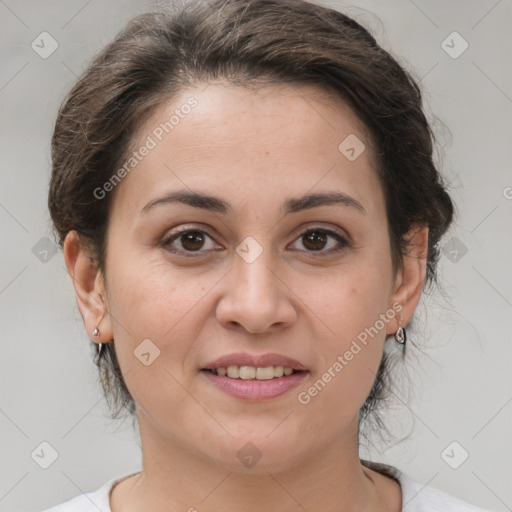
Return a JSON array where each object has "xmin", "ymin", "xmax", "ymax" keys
[{"xmin": 49, "ymin": 0, "xmax": 454, "ymax": 433}]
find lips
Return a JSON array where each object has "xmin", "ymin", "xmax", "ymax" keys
[
  {"xmin": 201, "ymin": 352, "xmax": 308, "ymax": 371},
  {"xmin": 200, "ymin": 352, "xmax": 309, "ymax": 399}
]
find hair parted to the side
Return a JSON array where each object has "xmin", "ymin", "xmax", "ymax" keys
[{"xmin": 49, "ymin": 0, "xmax": 454, "ymax": 437}]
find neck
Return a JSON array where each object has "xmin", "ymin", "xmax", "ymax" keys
[{"xmin": 112, "ymin": 415, "xmax": 397, "ymax": 512}]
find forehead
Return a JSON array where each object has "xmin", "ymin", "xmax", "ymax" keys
[{"xmin": 110, "ymin": 82, "xmax": 383, "ymax": 219}]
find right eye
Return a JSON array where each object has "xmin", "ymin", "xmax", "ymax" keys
[{"xmin": 161, "ymin": 229, "xmax": 221, "ymax": 256}]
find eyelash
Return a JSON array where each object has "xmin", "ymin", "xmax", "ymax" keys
[{"xmin": 160, "ymin": 226, "xmax": 350, "ymax": 257}]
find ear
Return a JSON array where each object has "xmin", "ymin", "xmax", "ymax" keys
[
  {"xmin": 386, "ymin": 225, "xmax": 429, "ymax": 335},
  {"xmin": 63, "ymin": 230, "xmax": 113, "ymax": 345}
]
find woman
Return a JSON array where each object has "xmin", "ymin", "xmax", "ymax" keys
[{"xmin": 42, "ymin": 0, "xmax": 491, "ymax": 510}]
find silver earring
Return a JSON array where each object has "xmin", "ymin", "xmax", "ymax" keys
[
  {"xmin": 92, "ymin": 327, "xmax": 103, "ymax": 355},
  {"xmin": 395, "ymin": 326, "xmax": 406, "ymax": 345}
]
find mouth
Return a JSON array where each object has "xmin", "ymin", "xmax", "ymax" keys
[
  {"xmin": 200, "ymin": 352, "xmax": 309, "ymax": 399},
  {"xmin": 200, "ymin": 365, "xmax": 309, "ymax": 400}
]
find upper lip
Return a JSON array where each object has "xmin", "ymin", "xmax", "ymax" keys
[{"xmin": 202, "ymin": 352, "xmax": 308, "ymax": 371}]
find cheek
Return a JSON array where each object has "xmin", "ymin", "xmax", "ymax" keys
[
  {"xmin": 296, "ymin": 246, "xmax": 393, "ymax": 401},
  {"xmin": 296, "ymin": 296, "xmax": 389, "ymax": 431},
  {"xmin": 105, "ymin": 252, "xmax": 240, "ymax": 396},
  {"xmin": 309, "ymin": 248, "xmax": 393, "ymax": 341},
  {"xmin": 108, "ymin": 255, "xmax": 208, "ymax": 336},
  {"xmin": 104, "ymin": 257, "xmax": 212, "ymax": 415}
]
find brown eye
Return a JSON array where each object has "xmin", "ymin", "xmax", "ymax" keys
[
  {"xmin": 290, "ymin": 229, "xmax": 349, "ymax": 254},
  {"xmin": 302, "ymin": 231, "xmax": 328, "ymax": 251},
  {"xmin": 179, "ymin": 231, "xmax": 207, "ymax": 251},
  {"xmin": 162, "ymin": 229, "xmax": 218, "ymax": 255}
]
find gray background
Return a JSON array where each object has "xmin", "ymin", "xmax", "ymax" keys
[{"xmin": 1, "ymin": 0, "xmax": 511, "ymax": 510}]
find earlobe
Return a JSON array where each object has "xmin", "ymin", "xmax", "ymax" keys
[
  {"xmin": 63, "ymin": 231, "xmax": 113, "ymax": 343},
  {"xmin": 386, "ymin": 225, "xmax": 429, "ymax": 335}
]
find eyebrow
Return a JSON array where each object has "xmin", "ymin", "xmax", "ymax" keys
[{"xmin": 140, "ymin": 190, "xmax": 366, "ymax": 216}]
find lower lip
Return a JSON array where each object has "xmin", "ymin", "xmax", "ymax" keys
[{"xmin": 201, "ymin": 370, "xmax": 308, "ymax": 399}]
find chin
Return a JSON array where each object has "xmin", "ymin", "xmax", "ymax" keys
[{"xmin": 202, "ymin": 430, "xmax": 308, "ymax": 475}]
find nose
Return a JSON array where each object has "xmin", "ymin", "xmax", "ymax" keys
[{"xmin": 215, "ymin": 246, "xmax": 297, "ymax": 335}]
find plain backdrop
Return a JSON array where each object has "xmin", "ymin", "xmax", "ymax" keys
[{"xmin": 1, "ymin": 0, "xmax": 511, "ymax": 510}]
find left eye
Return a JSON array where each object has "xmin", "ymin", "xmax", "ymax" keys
[
  {"xmin": 289, "ymin": 229, "xmax": 349, "ymax": 253},
  {"xmin": 161, "ymin": 228, "xmax": 348, "ymax": 256}
]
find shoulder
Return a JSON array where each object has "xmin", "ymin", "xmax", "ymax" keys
[
  {"xmin": 362, "ymin": 460, "xmax": 492, "ymax": 512},
  {"xmin": 38, "ymin": 472, "xmax": 138, "ymax": 512},
  {"xmin": 398, "ymin": 471, "xmax": 492, "ymax": 512}
]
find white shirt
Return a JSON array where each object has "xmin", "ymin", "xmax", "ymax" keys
[{"xmin": 40, "ymin": 462, "xmax": 491, "ymax": 511}]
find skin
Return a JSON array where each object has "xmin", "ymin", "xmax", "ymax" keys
[{"xmin": 64, "ymin": 82, "xmax": 428, "ymax": 512}]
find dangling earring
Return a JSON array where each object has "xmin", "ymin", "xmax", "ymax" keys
[
  {"xmin": 395, "ymin": 325, "xmax": 406, "ymax": 344},
  {"xmin": 92, "ymin": 327, "xmax": 103, "ymax": 355},
  {"xmin": 394, "ymin": 313, "xmax": 407, "ymax": 345}
]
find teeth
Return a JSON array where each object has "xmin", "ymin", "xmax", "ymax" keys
[
  {"xmin": 227, "ymin": 365, "xmax": 240, "ymax": 378},
  {"xmin": 255, "ymin": 366, "xmax": 273, "ymax": 380},
  {"xmin": 273, "ymin": 366, "xmax": 284, "ymax": 378},
  {"xmin": 239, "ymin": 366, "xmax": 256, "ymax": 380},
  {"xmin": 212, "ymin": 365, "xmax": 296, "ymax": 379}
]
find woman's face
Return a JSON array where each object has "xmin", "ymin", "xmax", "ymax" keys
[{"xmin": 79, "ymin": 83, "xmax": 424, "ymax": 473}]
